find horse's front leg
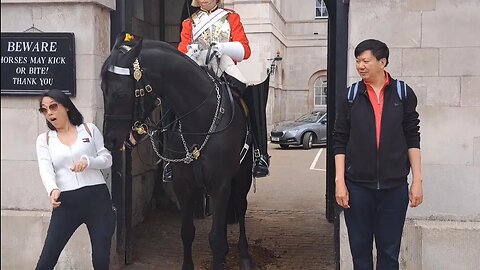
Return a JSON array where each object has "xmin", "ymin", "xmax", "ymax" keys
[
  {"xmin": 237, "ymin": 197, "xmax": 254, "ymax": 270},
  {"xmin": 209, "ymin": 184, "xmax": 231, "ymax": 270},
  {"xmin": 234, "ymin": 169, "xmax": 254, "ymax": 270},
  {"xmin": 176, "ymin": 185, "xmax": 196, "ymax": 270}
]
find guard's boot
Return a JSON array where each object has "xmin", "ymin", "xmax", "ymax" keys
[
  {"xmin": 162, "ymin": 162, "xmax": 173, "ymax": 183},
  {"xmin": 253, "ymin": 150, "xmax": 270, "ymax": 178},
  {"xmin": 243, "ymin": 76, "xmax": 271, "ymax": 178},
  {"xmin": 223, "ymin": 72, "xmax": 247, "ymax": 97}
]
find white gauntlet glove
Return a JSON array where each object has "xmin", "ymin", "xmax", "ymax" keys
[
  {"xmin": 211, "ymin": 42, "xmax": 225, "ymax": 58},
  {"xmin": 186, "ymin": 44, "xmax": 200, "ymax": 59},
  {"xmin": 211, "ymin": 42, "xmax": 245, "ymax": 62}
]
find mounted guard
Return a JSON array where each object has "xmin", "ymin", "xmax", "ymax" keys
[
  {"xmin": 160, "ymin": 0, "xmax": 270, "ymax": 182},
  {"xmin": 101, "ymin": 31, "xmax": 259, "ymax": 269}
]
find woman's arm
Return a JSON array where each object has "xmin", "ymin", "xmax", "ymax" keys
[
  {"xmin": 80, "ymin": 123, "xmax": 112, "ymax": 170},
  {"xmin": 36, "ymin": 134, "xmax": 59, "ymax": 195}
]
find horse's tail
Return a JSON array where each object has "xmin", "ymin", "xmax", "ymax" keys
[{"xmin": 226, "ymin": 188, "xmax": 239, "ymax": 225}]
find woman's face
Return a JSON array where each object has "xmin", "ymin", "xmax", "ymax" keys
[
  {"xmin": 199, "ymin": 0, "xmax": 218, "ymax": 11},
  {"xmin": 39, "ymin": 96, "xmax": 70, "ymax": 129}
]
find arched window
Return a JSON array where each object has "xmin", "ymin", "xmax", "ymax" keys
[
  {"xmin": 315, "ymin": 0, "xmax": 328, "ymax": 18},
  {"xmin": 314, "ymin": 77, "xmax": 327, "ymax": 106}
]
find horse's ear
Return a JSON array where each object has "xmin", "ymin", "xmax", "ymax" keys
[
  {"xmin": 125, "ymin": 36, "xmax": 143, "ymax": 57},
  {"xmin": 113, "ymin": 32, "xmax": 143, "ymax": 52},
  {"xmin": 110, "ymin": 32, "xmax": 143, "ymax": 67},
  {"xmin": 112, "ymin": 32, "xmax": 128, "ymax": 49}
]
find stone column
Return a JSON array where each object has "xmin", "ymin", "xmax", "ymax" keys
[{"xmin": 1, "ymin": 1, "xmax": 117, "ymax": 269}]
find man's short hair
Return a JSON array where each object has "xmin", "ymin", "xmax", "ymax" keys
[{"xmin": 354, "ymin": 39, "xmax": 389, "ymax": 67}]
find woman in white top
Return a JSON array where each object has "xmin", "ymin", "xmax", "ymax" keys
[{"xmin": 35, "ymin": 89, "xmax": 115, "ymax": 270}]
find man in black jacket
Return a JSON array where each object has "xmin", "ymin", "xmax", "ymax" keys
[{"xmin": 333, "ymin": 39, "xmax": 424, "ymax": 270}]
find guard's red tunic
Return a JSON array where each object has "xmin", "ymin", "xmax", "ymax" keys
[{"xmin": 178, "ymin": 9, "xmax": 251, "ymax": 61}]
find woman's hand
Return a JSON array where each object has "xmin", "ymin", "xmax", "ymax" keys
[
  {"xmin": 70, "ymin": 158, "xmax": 88, "ymax": 172},
  {"xmin": 128, "ymin": 132, "xmax": 137, "ymax": 146},
  {"xmin": 50, "ymin": 189, "xmax": 61, "ymax": 208}
]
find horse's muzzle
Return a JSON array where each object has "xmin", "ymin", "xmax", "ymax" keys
[{"xmin": 104, "ymin": 139, "xmax": 116, "ymax": 152}]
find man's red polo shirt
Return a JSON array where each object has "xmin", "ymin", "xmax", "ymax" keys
[{"xmin": 365, "ymin": 72, "xmax": 390, "ymax": 149}]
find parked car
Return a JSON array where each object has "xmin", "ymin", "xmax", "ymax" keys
[{"xmin": 270, "ymin": 111, "xmax": 327, "ymax": 149}]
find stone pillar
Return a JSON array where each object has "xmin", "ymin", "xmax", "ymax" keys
[
  {"xmin": 0, "ymin": 1, "xmax": 117, "ymax": 269},
  {"xmin": 341, "ymin": 0, "xmax": 480, "ymax": 269}
]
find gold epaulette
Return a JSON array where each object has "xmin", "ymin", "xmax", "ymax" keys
[
  {"xmin": 223, "ymin": 8, "xmax": 236, "ymax": 14},
  {"xmin": 190, "ymin": 10, "xmax": 201, "ymax": 21}
]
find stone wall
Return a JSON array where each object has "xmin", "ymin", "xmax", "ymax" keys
[
  {"xmin": 0, "ymin": 1, "xmax": 117, "ymax": 269},
  {"xmin": 340, "ymin": 0, "xmax": 480, "ymax": 269}
]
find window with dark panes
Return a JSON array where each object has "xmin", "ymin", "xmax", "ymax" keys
[
  {"xmin": 314, "ymin": 78, "xmax": 327, "ymax": 106},
  {"xmin": 315, "ymin": 0, "xmax": 328, "ymax": 18}
]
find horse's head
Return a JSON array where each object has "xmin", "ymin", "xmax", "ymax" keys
[
  {"xmin": 101, "ymin": 32, "xmax": 149, "ymax": 151},
  {"xmin": 101, "ymin": 32, "xmax": 216, "ymax": 151}
]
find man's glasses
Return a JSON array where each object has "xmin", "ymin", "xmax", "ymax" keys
[{"xmin": 39, "ymin": 103, "xmax": 59, "ymax": 114}]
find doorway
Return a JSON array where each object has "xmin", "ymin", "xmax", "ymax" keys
[
  {"xmin": 108, "ymin": 0, "xmax": 350, "ymax": 268},
  {"xmin": 109, "ymin": 0, "xmax": 191, "ymax": 265}
]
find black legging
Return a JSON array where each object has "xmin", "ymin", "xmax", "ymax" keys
[{"xmin": 35, "ymin": 184, "xmax": 116, "ymax": 270}]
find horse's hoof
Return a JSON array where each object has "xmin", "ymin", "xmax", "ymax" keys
[
  {"xmin": 239, "ymin": 258, "xmax": 254, "ymax": 270},
  {"xmin": 211, "ymin": 261, "xmax": 227, "ymax": 270}
]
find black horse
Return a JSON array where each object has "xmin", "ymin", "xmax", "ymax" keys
[{"xmin": 101, "ymin": 32, "xmax": 256, "ymax": 270}]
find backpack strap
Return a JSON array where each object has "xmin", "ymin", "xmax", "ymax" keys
[
  {"xmin": 396, "ymin": 80, "xmax": 408, "ymax": 101},
  {"xmin": 347, "ymin": 82, "xmax": 360, "ymax": 104},
  {"xmin": 83, "ymin": 123, "xmax": 97, "ymax": 151},
  {"xmin": 83, "ymin": 123, "xmax": 92, "ymax": 138},
  {"xmin": 46, "ymin": 131, "xmax": 50, "ymax": 146}
]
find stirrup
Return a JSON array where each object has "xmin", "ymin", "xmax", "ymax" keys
[
  {"xmin": 162, "ymin": 162, "xmax": 173, "ymax": 183},
  {"xmin": 253, "ymin": 153, "xmax": 270, "ymax": 178}
]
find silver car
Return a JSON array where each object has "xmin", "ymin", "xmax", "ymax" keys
[{"xmin": 270, "ymin": 111, "xmax": 327, "ymax": 149}]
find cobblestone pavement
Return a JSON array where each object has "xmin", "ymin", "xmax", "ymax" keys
[{"xmin": 125, "ymin": 145, "xmax": 335, "ymax": 269}]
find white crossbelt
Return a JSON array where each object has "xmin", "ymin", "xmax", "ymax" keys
[{"xmin": 192, "ymin": 9, "xmax": 229, "ymax": 41}]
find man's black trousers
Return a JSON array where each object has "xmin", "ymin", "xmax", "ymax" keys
[{"xmin": 344, "ymin": 180, "xmax": 409, "ymax": 270}]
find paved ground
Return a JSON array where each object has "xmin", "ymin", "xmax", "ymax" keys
[{"xmin": 124, "ymin": 144, "xmax": 335, "ymax": 269}]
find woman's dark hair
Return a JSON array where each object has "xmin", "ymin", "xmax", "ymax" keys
[
  {"xmin": 354, "ymin": 39, "xmax": 389, "ymax": 67},
  {"xmin": 39, "ymin": 89, "xmax": 84, "ymax": 130}
]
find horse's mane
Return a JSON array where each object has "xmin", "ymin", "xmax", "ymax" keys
[{"xmin": 101, "ymin": 39, "xmax": 206, "ymax": 81}]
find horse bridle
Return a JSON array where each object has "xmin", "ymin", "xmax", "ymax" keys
[
  {"xmin": 105, "ymin": 58, "xmax": 161, "ymax": 136},
  {"xmin": 106, "ymin": 57, "xmax": 235, "ymax": 164}
]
